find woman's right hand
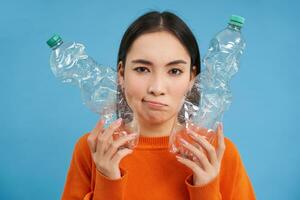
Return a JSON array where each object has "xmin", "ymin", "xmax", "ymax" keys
[{"xmin": 87, "ymin": 118, "xmax": 138, "ymax": 180}]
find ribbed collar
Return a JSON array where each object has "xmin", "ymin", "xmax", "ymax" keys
[{"xmin": 136, "ymin": 135, "xmax": 170, "ymax": 149}]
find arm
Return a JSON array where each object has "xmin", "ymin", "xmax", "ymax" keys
[
  {"xmin": 177, "ymin": 123, "xmax": 256, "ymax": 200},
  {"xmin": 185, "ymin": 173, "xmax": 222, "ymax": 199},
  {"xmin": 179, "ymin": 123, "xmax": 224, "ymax": 200},
  {"xmin": 183, "ymin": 137, "xmax": 256, "ymax": 200},
  {"xmin": 219, "ymin": 138, "xmax": 256, "ymax": 200},
  {"xmin": 61, "ymin": 133, "xmax": 129, "ymax": 200}
]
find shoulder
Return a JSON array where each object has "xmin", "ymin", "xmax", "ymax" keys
[
  {"xmin": 223, "ymin": 137, "xmax": 240, "ymax": 155},
  {"xmin": 72, "ymin": 132, "xmax": 92, "ymax": 162},
  {"xmin": 219, "ymin": 137, "xmax": 256, "ymax": 197},
  {"xmin": 75, "ymin": 132, "xmax": 91, "ymax": 149},
  {"xmin": 218, "ymin": 136, "xmax": 250, "ymax": 181},
  {"xmin": 221, "ymin": 137, "xmax": 243, "ymax": 167},
  {"xmin": 67, "ymin": 133, "xmax": 93, "ymax": 178}
]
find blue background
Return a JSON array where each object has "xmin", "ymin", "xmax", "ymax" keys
[{"xmin": 1, "ymin": 0, "xmax": 299, "ymax": 199}]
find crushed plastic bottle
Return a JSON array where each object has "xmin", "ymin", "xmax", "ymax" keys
[
  {"xmin": 169, "ymin": 15, "xmax": 246, "ymax": 156},
  {"xmin": 46, "ymin": 35, "xmax": 139, "ymax": 148}
]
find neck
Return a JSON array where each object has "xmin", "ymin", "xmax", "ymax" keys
[{"xmin": 138, "ymin": 116, "xmax": 177, "ymax": 137}]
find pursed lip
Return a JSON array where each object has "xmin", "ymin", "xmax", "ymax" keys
[{"xmin": 143, "ymin": 99, "xmax": 167, "ymax": 106}]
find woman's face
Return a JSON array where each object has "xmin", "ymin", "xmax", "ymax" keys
[{"xmin": 118, "ymin": 31, "xmax": 196, "ymax": 125}]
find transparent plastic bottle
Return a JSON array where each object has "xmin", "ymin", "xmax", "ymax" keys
[
  {"xmin": 46, "ymin": 35, "xmax": 139, "ymax": 147},
  {"xmin": 169, "ymin": 15, "xmax": 246, "ymax": 156}
]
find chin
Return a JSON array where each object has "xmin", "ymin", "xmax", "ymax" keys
[
  {"xmin": 129, "ymin": 100, "xmax": 177, "ymax": 124},
  {"xmin": 141, "ymin": 110, "xmax": 178, "ymax": 125},
  {"xmin": 144, "ymin": 115, "xmax": 167, "ymax": 124}
]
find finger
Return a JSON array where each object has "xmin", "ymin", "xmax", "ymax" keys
[
  {"xmin": 98, "ymin": 118, "xmax": 123, "ymax": 155},
  {"xmin": 104, "ymin": 136, "xmax": 114, "ymax": 154},
  {"xmin": 216, "ymin": 123, "xmax": 226, "ymax": 161},
  {"xmin": 111, "ymin": 148, "xmax": 133, "ymax": 164},
  {"xmin": 187, "ymin": 129, "xmax": 218, "ymax": 166},
  {"xmin": 102, "ymin": 118, "xmax": 123, "ymax": 141},
  {"xmin": 180, "ymin": 138, "xmax": 211, "ymax": 171},
  {"xmin": 176, "ymin": 154, "xmax": 205, "ymax": 176},
  {"xmin": 87, "ymin": 119, "xmax": 105, "ymax": 153},
  {"xmin": 189, "ymin": 123, "xmax": 208, "ymax": 136},
  {"xmin": 105, "ymin": 133, "xmax": 138, "ymax": 159},
  {"xmin": 188, "ymin": 123, "xmax": 211, "ymax": 142}
]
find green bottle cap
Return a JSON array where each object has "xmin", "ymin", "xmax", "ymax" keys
[
  {"xmin": 47, "ymin": 34, "xmax": 63, "ymax": 48},
  {"xmin": 229, "ymin": 15, "xmax": 245, "ymax": 28}
]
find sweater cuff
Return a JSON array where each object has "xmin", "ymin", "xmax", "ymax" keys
[
  {"xmin": 185, "ymin": 174, "xmax": 221, "ymax": 200},
  {"xmin": 93, "ymin": 168, "xmax": 128, "ymax": 200}
]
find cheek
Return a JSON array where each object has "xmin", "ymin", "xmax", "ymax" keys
[
  {"xmin": 170, "ymin": 77, "xmax": 190, "ymax": 97},
  {"xmin": 123, "ymin": 74, "xmax": 145, "ymax": 106},
  {"xmin": 169, "ymin": 82, "xmax": 189, "ymax": 111},
  {"xmin": 171, "ymin": 83, "xmax": 189, "ymax": 96}
]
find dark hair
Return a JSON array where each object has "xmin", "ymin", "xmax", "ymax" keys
[{"xmin": 116, "ymin": 10, "xmax": 201, "ymax": 124}]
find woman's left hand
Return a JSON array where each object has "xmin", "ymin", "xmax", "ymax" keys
[{"xmin": 176, "ymin": 123, "xmax": 226, "ymax": 187}]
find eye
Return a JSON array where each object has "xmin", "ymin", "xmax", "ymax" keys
[
  {"xmin": 133, "ymin": 66, "xmax": 150, "ymax": 73},
  {"xmin": 169, "ymin": 68, "xmax": 183, "ymax": 76}
]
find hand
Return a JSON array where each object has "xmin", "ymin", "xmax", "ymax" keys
[
  {"xmin": 176, "ymin": 123, "xmax": 225, "ymax": 186},
  {"xmin": 87, "ymin": 118, "xmax": 138, "ymax": 180}
]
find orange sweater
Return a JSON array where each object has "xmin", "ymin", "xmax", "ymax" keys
[{"xmin": 61, "ymin": 133, "xmax": 256, "ymax": 200}]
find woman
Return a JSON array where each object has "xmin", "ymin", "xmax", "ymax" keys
[{"xmin": 61, "ymin": 11, "xmax": 256, "ymax": 200}]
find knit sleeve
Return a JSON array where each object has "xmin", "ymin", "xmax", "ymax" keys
[
  {"xmin": 93, "ymin": 167, "xmax": 128, "ymax": 199},
  {"xmin": 184, "ymin": 137, "xmax": 256, "ymax": 200},
  {"xmin": 220, "ymin": 138, "xmax": 256, "ymax": 200},
  {"xmin": 61, "ymin": 133, "xmax": 128, "ymax": 200},
  {"xmin": 185, "ymin": 173, "xmax": 222, "ymax": 200}
]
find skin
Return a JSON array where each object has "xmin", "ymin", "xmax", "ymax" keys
[
  {"xmin": 118, "ymin": 31, "xmax": 196, "ymax": 137},
  {"xmin": 87, "ymin": 31, "xmax": 226, "ymax": 187}
]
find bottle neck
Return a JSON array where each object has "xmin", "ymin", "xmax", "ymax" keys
[
  {"xmin": 227, "ymin": 23, "xmax": 242, "ymax": 32},
  {"xmin": 51, "ymin": 41, "xmax": 64, "ymax": 50}
]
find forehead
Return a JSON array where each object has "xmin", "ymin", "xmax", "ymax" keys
[{"xmin": 126, "ymin": 31, "xmax": 190, "ymax": 64}]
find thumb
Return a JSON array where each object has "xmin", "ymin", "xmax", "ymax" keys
[
  {"xmin": 87, "ymin": 119, "xmax": 105, "ymax": 153},
  {"xmin": 111, "ymin": 148, "xmax": 133, "ymax": 164}
]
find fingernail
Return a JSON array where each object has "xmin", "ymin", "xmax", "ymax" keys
[
  {"xmin": 218, "ymin": 122, "xmax": 223, "ymax": 129},
  {"xmin": 187, "ymin": 129, "xmax": 198, "ymax": 139},
  {"xmin": 188, "ymin": 129, "xmax": 196, "ymax": 135},
  {"xmin": 128, "ymin": 149, "xmax": 133, "ymax": 153},
  {"xmin": 188, "ymin": 131, "xmax": 196, "ymax": 140},
  {"xmin": 176, "ymin": 155, "xmax": 184, "ymax": 160},
  {"xmin": 130, "ymin": 133, "xmax": 138, "ymax": 137},
  {"xmin": 218, "ymin": 124, "xmax": 222, "ymax": 131},
  {"xmin": 180, "ymin": 138, "xmax": 188, "ymax": 145},
  {"xmin": 116, "ymin": 118, "xmax": 122, "ymax": 124}
]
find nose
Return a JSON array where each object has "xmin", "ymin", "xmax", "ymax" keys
[{"xmin": 147, "ymin": 74, "xmax": 165, "ymax": 96}]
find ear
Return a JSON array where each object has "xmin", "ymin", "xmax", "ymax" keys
[
  {"xmin": 118, "ymin": 61, "xmax": 125, "ymax": 87},
  {"xmin": 188, "ymin": 65, "xmax": 197, "ymax": 91}
]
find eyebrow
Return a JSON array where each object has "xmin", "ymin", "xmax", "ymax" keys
[{"xmin": 131, "ymin": 59, "xmax": 187, "ymax": 66}]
